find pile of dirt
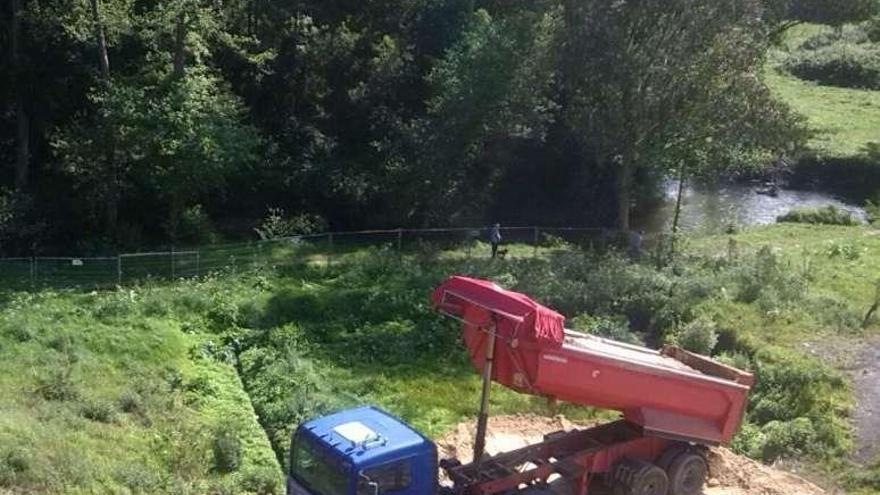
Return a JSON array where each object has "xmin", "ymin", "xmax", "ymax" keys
[{"xmin": 437, "ymin": 415, "xmax": 826, "ymax": 495}]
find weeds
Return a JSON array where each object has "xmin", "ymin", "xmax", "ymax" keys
[
  {"xmin": 80, "ymin": 399, "xmax": 117, "ymax": 423},
  {"xmin": 212, "ymin": 423, "xmax": 242, "ymax": 473},
  {"xmin": 777, "ymin": 205, "xmax": 860, "ymax": 226}
]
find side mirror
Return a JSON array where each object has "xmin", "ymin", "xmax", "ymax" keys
[{"xmin": 358, "ymin": 472, "xmax": 379, "ymax": 495}]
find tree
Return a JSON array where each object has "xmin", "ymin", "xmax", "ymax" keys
[
  {"xmin": 561, "ymin": 0, "xmax": 803, "ymax": 230},
  {"xmin": 89, "ymin": 0, "xmax": 111, "ymax": 79},
  {"xmin": 10, "ymin": 0, "xmax": 29, "ymax": 191},
  {"xmin": 789, "ymin": 0, "xmax": 879, "ymax": 26},
  {"xmin": 411, "ymin": 8, "xmax": 559, "ymax": 223}
]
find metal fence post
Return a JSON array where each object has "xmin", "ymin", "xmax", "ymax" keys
[
  {"xmin": 397, "ymin": 228, "xmax": 403, "ymax": 252},
  {"xmin": 533, "ymin": 227, "xmax": 539, "ymax": 257},
  {"xmin": 30, "ymin": 257, "xmax": 35, "ymax": 288},
  {"xmin": 117, "ymin": 256, "xmax": 122, "ymax": 286},
  {"xmin": 196, "ymin": 251, "xmax": 200, "ymax": 277},
  {"xmin": 328, "ymin": 233, "xmax": 334, "ymax": 268},
  {"xmin": 171, "ymin": 246, "xmax": 175, "ymax": 279}
]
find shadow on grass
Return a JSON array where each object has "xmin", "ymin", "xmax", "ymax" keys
[{"xmin": 791, "ymin": 153, "xmax": 880, "ymax": 203}]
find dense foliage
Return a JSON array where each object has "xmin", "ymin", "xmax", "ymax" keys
[
  {"xmin": 0, "ymin": 0, "xmax": 805, "ymax": 254},
  {"xmin": 785, "ymin": 24, "xmax": 880, "ymax": 89}
]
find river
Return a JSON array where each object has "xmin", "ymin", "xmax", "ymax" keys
[{"xmin": 633, "ymin": 180, "xmax": 869, "ymax": 234}]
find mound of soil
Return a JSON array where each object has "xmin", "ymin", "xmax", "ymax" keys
[{"xmin": 436, "ymin": 415, "xmax": 826, "ymax": 495}]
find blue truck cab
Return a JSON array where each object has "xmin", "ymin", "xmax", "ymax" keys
[{"xmin": 287, "ymin": 406, "xmax": 438, "ymax": 495}]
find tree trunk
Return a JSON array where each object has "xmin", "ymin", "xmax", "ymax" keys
[
  {"xmin": 173, "ymin": 12, "xmax": 187, "ymax": 78},
  {"xmin": 89, "ymin": 0, "xmax": 111, "ymax": 79},
  {"xmin": 11, "ymin": 0, "xmax": 29, "ymax": 191},
  {"xmin": 670, "ymin": 160, "xmax": 688, "ymax": 257},
  {"xmin": 15, "ymin": 101, "xmax": 29, "ymax": 191},
  {"xmin": 616, "ymin": 160, "xmax": 633, "ymax": 230}
]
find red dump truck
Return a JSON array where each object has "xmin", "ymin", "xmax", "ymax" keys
[{"xmin": 286, "ymin": 276, "xmax": 754, "ymax": 495}]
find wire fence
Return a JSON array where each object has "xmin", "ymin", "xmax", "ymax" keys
[{"xmin": 0, "ymin": 227, "xmax": 667, "ymax": 290}]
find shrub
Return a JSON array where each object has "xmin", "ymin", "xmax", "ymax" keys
[
  {"xmin": 212, "ymin": 423, "xmax": 242, "ymax": 473},
  {"xmin": 81, "ymin": 399, "xmax": 117, "ymax": 423},
  {"xmin": 0, "ymin": 449, "xmax": 31, "ymax": 486},
  {"xmin": 776, "ymin": 205, "xmax": 860, "ymax": 226},
  {"xmin": 240, "ymin": 467, "xmax": 283, "ymax": 495},
  {"xmin": 674, "ymin": 317, "xmax": 718, "ymax": 355},
  {"xmin": 785, "ymin": 43, "xmax": 880, "ymax": 89},
  {"xmin": 119, "ymin": 389, "xmax": 144, "ymax": 414},
  {"xmin": 570, "ymin": 314, "xmax": 641, "ymax": 345},
  {"xmin": 255, "ymin": 208, "xmax": 326, "ymax": 240},
  {"xmin": 759, "ymin": 417, "xmax": 818, "ymax": 462},
  {"xmin": 172, "ymin": 204, "xmax": 218, "ymax": 245},
  {"xmin": 733, "ymin": 246, "xmax": 806, "ymax": 305},
  {"xmin": 866, "ymin": 196, "xmax": 880, "ymax": 225},
  {"xmin": 799, "ymin": 26, "xmax": 869, "ymax": 50},
  {"xmin": 716, "ymin": 351, "xmax": 752, "ymax": 371},
  {"xmin": 36, "ymin": 368, "xmax": 79, "ymax": 402}
]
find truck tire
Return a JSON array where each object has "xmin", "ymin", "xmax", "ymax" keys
[
  {"xmin": 612, "ymin": 459, "xmax": 668, "ymax": 495},
  {"xmin": 656, "ymin": 443, "xmax": 688, "ymax": 472},
  {"xmin": 667, "ymin": 452, "xmax": 707, "ymax": 495}
]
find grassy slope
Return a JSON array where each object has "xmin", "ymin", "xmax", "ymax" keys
[
  {"xmin": 2, "ymin": 226, "xmax": 879, "ymax": 493},
  {"xmin": 0, "ymin": 289, "xmax": 280, "ymax": 494},
  {"xmin": 766, "ymin": 24, "xmax": 880, "ymax": 159},
  {"xmin": 691, "ymin": 224, "xmax": 880, "ymax": 346}
]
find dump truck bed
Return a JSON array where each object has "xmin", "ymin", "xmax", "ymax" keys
[
  {"xmin": 433, "ymin": 276, "xmax": 754, "ymax": 446},
  {"xmin": 564, "ymin": 332, "xmax": 698, "ymax": 373}
]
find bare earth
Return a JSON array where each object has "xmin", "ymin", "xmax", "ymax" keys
[{"xmin": 436, "ymin": 415, "xmax": 827, "ymax": 495}]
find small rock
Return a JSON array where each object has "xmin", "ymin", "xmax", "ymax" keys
[{"xmin": 707, "ymin": 478, "xmax": 720, "ymax": 487}]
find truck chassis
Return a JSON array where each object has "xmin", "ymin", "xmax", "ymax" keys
[{"xmin": 443, "ymin": 420, "xmax": 707, "ymax": 495}]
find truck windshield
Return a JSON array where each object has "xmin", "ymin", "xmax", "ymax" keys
[{"xmin": 291, "ymin": 433, "xmax": 349, "ymax": 495}]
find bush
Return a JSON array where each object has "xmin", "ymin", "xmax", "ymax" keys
[
  {"xmin": 570, "ymin": 314, "xmax": 642, "ymax": 345},
  {"xmin": 785, "ymin": 42, "xmax": 880, "ymax": 89},
  {"xmin": 119, "ymin": 389, "xmax": 144, "ymax": 414},
  {"xmin": 674, "ymin": 317, "xmax": 718, "ymax": 355},
  {"xmin": 776, "ymin": 205, "xmax": 860, "ymax": 226},
  {"xmin": 240, "ymin": 467, "xmax": 283, "ymax": 495},
  {"xmin": 759, "ymin": 417, "xmax": 818, "ymax": 462},
  {"xmin": 0, "ymin": 449, "xmax": 31, "ymax": 486},
  {"xmin": 173, "ymin": 204, "xmax": 218, "ymax": 245},
  {"xmin": 733, "ymin": 246, "xmax": 806, "ymax": 305},
  {"xmin": 81, "ymin": 399, "xmax": 117, "ymax": 423},
  {"xmin": 255, "ymin": 208, "xmax": 326, "ymax": 240},
  {"xmin": 212, "ymin": 423, "xmax": 242, "ymax": 473},
  {"xmin": 36, "ymin": 368, "xmax": 79, "ymax": 402}
]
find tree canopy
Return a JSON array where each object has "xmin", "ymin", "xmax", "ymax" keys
[{"xmin": 0, "ymin": 0, "xmax": 805, "ymax": 253}]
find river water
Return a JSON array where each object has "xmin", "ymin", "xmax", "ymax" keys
[{"xmin": 633, "ymin": 180, "xmax": 868, "ymax": 234}]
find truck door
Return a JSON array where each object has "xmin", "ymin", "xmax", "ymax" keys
[{"xmin": 356, "ymin": 458, "xmax": 415, "ymax": 495}]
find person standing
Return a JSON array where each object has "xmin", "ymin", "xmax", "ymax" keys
[
  {"xmin": 628, "ymin": 229, "xmax": 644, "ymax": 259},
  {"xmin": 489, "ymin": 223, "xmax": 502, "ymax": 259}
]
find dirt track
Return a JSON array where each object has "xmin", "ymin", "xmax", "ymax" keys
[
  {"xmin": 853, "ymin": 340, "xmax": 880, "ymax": 463},
  {"xmin": 436, "ymin": 415, "xmax": 827, "ymax": 495}
]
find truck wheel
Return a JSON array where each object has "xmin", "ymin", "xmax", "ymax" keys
[
  {"xmin": 656, "ymin": 443, "xmax": 688, "ymax": 472},
  {"xmin": 612, "ymin": 459, "xmax": 668, "ymax": 495},
  {"xmin": 631, "ymin": 464, "xmax": 668, "ymax": 495},
  {"xmin": 667, "ymin": 453, "xmax": 707, "ymax": 495}
]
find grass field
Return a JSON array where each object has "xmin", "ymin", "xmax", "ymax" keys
[
  {"xmin": 766, "ymin": 24, "xmax": 880, "ymax": 159},
  {"xmin": 1, "ymin": 225, "xmax": 879, "ymax": 493},
  {"xmin": 0, "ymin": 289, "xmax": 281, "ymax": 494}
]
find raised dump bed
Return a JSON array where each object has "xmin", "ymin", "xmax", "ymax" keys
[{"xmin": 433, "ymin": 276, "xmax": 754, "ymax": 446}]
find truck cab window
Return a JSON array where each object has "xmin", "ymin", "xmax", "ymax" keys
[{"xmin": 357, "ymin": 459, "xmax": 412, "ymax": 494}]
